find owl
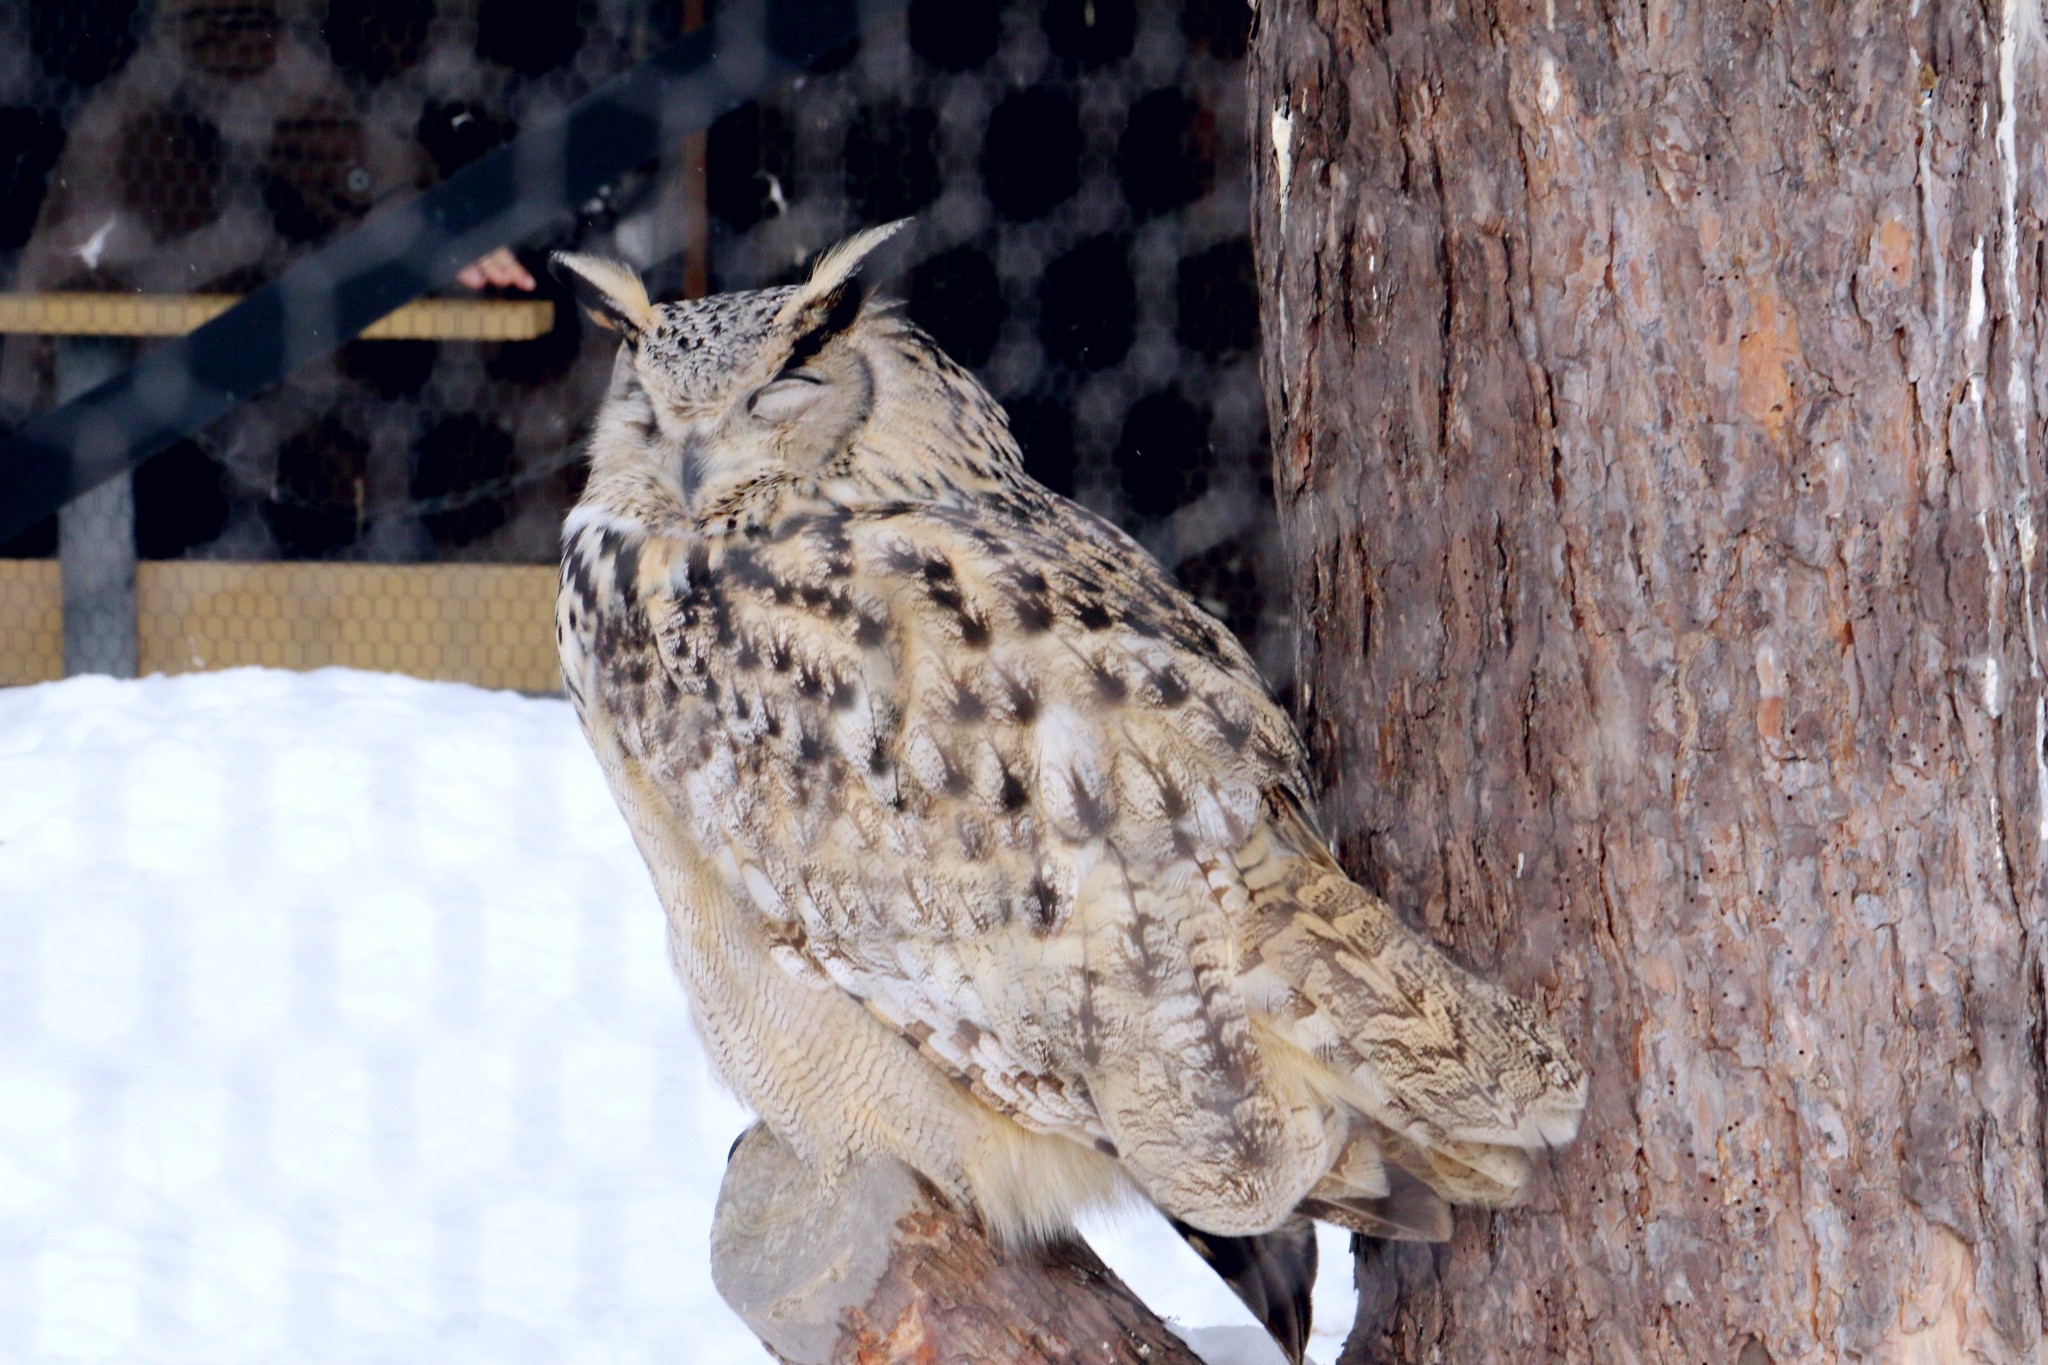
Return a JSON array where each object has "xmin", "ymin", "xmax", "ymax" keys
[{"xmin": 551, "ymin": 225, "xmax": 1584, "ymax": 1361}]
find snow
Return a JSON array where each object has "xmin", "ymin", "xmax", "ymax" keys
[{"xmin": 0, "ymin": 668, "xmax": 1356, "ymax": 1364}]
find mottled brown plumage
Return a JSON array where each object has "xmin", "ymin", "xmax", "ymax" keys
[{"xmin": 552, "ymin": 226, "xmax": 1584, "ymax": 1356}]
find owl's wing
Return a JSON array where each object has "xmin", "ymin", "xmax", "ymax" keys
[
  {"xmin": 606, "ymin": 491, "xmax": 1579, "ymax": 1219},
  {"xmin": 598, "ymin": 494, "xmax": 1293, "ymax": 1149}
]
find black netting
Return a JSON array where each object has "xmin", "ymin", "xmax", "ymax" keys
[
  {"xmin": 0, "ymin": 11, "xmax": 1328, "ymax": 1347},
  {"xmin": 0, "ymin": 0, "xmax": 1280, "ymax": 682}
]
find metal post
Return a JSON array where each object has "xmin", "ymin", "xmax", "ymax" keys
[{"xmin": 56, "ymin": 338, "xmax": 137, "ymax": 678}]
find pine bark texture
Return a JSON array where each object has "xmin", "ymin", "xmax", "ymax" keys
[{"xmin": 1250, "ymin": 2, "xmax": 2048, "ymax": 1362}]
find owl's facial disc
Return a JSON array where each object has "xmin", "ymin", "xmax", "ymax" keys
[
  {"xmin": 555, "ymin": 225, "xmax": 907, "ymax": 521},
  {"xmin": 714, "ymin": 323, "xmax": 875, "ymax": 485}
]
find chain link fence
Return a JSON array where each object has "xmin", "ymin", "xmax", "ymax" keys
[
  {"xmin": 0, "ymin": 3, "xmax": 1359, "ymax": 1361},
  {"xmin": 0, "ymin": 0, "xmax": 1280, "ymax": 695},
  {"xmin": 707, "ymin": 0, "xmax": 1282, "ymax": 677},
  {"xmin": 0, "ymin": 669, "xmax": 773, "ymax": 1363}
]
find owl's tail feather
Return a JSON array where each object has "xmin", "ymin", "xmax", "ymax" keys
[
  {"xmin": 1300, "ymin": 1160, "xmax": 1451, "ymax": 1241},
  {"xmin": 1170, "ymin": 1215, "xmax": 1317, "ymax": 1365},
  {"xmin": 1237, "ymin": 800, "xmax": 1587, "ymax": 1210}
]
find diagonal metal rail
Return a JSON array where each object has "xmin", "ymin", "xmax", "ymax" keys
[{"xmin": 0, "ymin": 0, "xmax": 891, "ymax": 547}]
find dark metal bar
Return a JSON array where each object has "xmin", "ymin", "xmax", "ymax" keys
[{"xmin": 0, "ymin": 0, "xmax": 884, "ymax": 547}]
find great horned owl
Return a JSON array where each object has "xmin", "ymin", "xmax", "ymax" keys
[{"xmin": 551, "ymin": 225, "xmax": 1584, "ymax": 1360}]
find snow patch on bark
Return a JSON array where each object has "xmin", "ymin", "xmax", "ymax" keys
[
  {"xmin": 2037, "ymin": 697, "xmax": 2048, "ymax": 845},
  {"xmin": 1270, "ymin": 103, "xmax": 1294, "ymax": 221},
  {"xmin": 2006, "ymin": 0, "xmax": 2045, "ymax": 57},
  {"xmin": 1997, "ymin": 2, "xmax": 2039, "ymax": 564},
  {"xmin": 1998, "ymin": 2, "xmax": 2032, "ymax": 448},
  {"xmin": 2021, "ymin": 507, "xmax": 2045, "ymax": 702},
  {"xmin": 1965, "ymin": 239, "xmax": 1986, "ymax": 342},
  {"xmin": 1270, "ymin": 101, "xmax": 1295, "ymax": 387},
  {"xmin": 1980, "ymin": 511, "xmax": 2006, "ymax": 709}
]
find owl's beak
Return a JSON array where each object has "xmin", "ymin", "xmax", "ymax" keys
[{"xmin": 676, "ymin": 431, "xmax": 704, "ymax": 503}]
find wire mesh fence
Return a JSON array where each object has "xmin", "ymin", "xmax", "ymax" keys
[
  {"xmin": 706, "ymin": 0, "xmax": 1283, "ymax": 677},
  {"xmin": 0, "ymin": 2, "xmax": 1348, "ymax": 1360},
  {"xmin": 0, "ymin": 0, "xmax": 706, "ymax": 688},
  {"xmin": 0, "ymin": 669, "xmax": 772, "ymax": 1363},
  {"xmin": 1, "ymin": 665, "xmax": 1357, "ymax": 1363},
  {"xmin": 0, "ymin": 0, "xmax": 1281, "ymax": 693}
]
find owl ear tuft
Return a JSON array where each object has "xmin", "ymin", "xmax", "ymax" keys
[
  {"xmin": 549, "ymin": 252, "xmax": 655, "ymax": 339},
  {"xmin": 775, "ymin": 219, "xmax": 909, "ymax": 329}
]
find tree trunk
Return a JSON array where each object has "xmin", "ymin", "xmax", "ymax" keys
[
  {"xmin": 1251, "ymin": 3, "xmax": 2048, "ymax": 1362},
  {"xmin": 711, "ymin": 1124, "xmax": 1204, "ymax": 1364}
]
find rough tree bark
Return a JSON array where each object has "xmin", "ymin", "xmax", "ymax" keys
[{"xmin": 1252, "ymin": 2, "xmax": 2048, "ymax": 1361}]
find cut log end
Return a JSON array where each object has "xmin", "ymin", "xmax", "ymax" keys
[{"xmin": 710, "ymin": 1124, "xmax": 1206, "ymax": 1365}]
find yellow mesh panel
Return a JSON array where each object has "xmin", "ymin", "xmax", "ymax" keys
[
  {"xmin": 0, "ymin": 294, "xmax": 554, "ymax": 341},
  {"xmin": 134, "ymin": 563, "xmax": 561, "ymax": 692},
  {"xmin": 0, "ymin": 560, "xmax": 62, "ymax": 686}
]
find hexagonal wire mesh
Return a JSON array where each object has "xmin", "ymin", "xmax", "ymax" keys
[
  {"xmin": 0, "ymin": 0, "xmax": 689, "ymax": 686},
  {"xmin": 707, "ymin": 0, "xmax": 1284, "ymax": 678},
  {"xmin": 0, "ymin": 0, "xmax": 1282, "ymax": 692},
  {"xmin": 0, "ymin": 3, "xmax": 1351, "ymax": 1360}
]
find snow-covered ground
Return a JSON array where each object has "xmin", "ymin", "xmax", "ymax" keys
[{"xmin": 0, "ymin": 669, "xmax": 1356, "ymax": 1364}]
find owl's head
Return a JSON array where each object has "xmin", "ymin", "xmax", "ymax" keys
[{"xmin": 552, "ymin": 223, "xmax": 1018, "ymax": 527}]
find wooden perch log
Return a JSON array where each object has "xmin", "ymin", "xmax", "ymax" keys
[{"xmin": 710, "ymin": 1124, "xmax": 1204, "ymax": 1365}]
